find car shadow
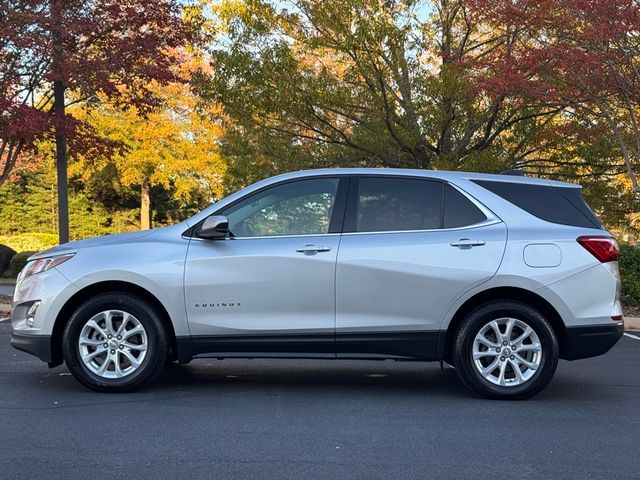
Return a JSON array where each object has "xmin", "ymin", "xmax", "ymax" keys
[
  {"xmin": 10, "ymin": 357, "xmax": 618, "ymax": 403},
  {"xmin": 145, "ymin": 359, "xmax": 475, "ymax": 399}
]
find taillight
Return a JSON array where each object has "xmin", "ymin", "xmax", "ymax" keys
[{"xmin": 577, "ymin": 236, "xmax": 620, "ymax": 262}]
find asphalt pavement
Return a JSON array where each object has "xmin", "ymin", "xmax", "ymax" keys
[{"xmin": 1, "ymin": 320, "xmax": 639, "ymax": 480}]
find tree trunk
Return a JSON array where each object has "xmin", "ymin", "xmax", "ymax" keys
[
  {"xmin": 437, "ymin": 0, "xmax": 456, "ymax": 166},
  {"xmin": 52, "ymin": 0, "xmax": 69, "ymax": 244},
  {"xmin": 140, "ymin": 178, "xmax": 151, "ymax": 230},
  {"xmin": 54, "ymin": 78, "xmax": 69, "ymax": 243}
]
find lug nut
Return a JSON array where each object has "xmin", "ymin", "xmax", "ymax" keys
[
  {"xmin": 500, "ymin": 356, "xmax": 505, "ymax": 362},
  {"xmin": 110, "ymin": 350, "xmax": 115, "ymax": 354},
  {"xmin": 510, "ymin": 355, "xmax": 515, "ymax": 360},
  {"xmin": 117, "ymin": 336, "xmax": 122, "ymax": 340},
  {"xmin": 502, "ymin": 341, "xmax": 508, "ymax": 346},
  {"xmin": 495, "ymin": 348, "xmax": 500, "ymax": 353},
  {"xmin": 119, "ymin": 345, "xmax": 124, "ymax": 349},
  {"xmin": 103, "ymin": 343, "xmax": 108, "ymax": 348},
  {"xmin": 107, "ymin": 335, "xmax": 112, "ymax": 339}
]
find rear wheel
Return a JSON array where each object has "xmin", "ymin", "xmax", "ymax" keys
[
  {"xmin": 62, "ymin": 292, "xmax": 169, "ymax": 392},
  {"xmin": 453, "ymin": 300, "xmax": 559, "ymax": 399}
]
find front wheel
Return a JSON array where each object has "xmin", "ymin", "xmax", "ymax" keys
[
  {"xmin": 62, "ymin": 292, "xmax": 170, "ymax": 392},
  {"xmin": 453, "ymin": 300, "xmax": 559, "ymax": 400}
]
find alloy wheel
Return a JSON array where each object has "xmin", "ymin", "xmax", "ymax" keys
[
  {"xmin": 78, "ymin": 310, "xmax": 148, "ymax": 379},
  {"xmin": 472, "ymin": 317, "xmax": 542, "ymax": 387}
]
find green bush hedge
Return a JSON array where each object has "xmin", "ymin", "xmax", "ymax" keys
[
  {"xmin": 619, "ymin": 244, "xmax": 640, "ymax": 308},
  {"xmin": 8, "ymin": 251, "xmax": 37, "ymax": 278},
  {"xmin": 0, "ymin": 233, "xmax": 58, "ymax": 253}
]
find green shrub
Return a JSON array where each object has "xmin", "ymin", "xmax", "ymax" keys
[
  {"xmin": 619, "ymin": 244, "xmax": 640, "ymax": 307},
  {"xmin": 0, "ymin": 233, "xmax": 58, "ymax": 253},
  {"xmin": 8, "ymin": 251, "xmax": 37, "ymax": 278}
]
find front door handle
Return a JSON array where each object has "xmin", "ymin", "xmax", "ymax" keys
[
  {"xmin": 450, "ymin": 238, "xmax": 486, "ymax": 249},
  {"xmin": 296, "ymin": 244, "xmax": 332, "ymax": 255}
]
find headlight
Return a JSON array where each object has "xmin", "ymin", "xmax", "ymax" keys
[{"xmin": 18, "ymin": 253, "xmax": 75, "ymax": 281}]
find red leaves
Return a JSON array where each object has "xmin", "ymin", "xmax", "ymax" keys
[
  {"xmin": 0, "ymin": 101, "xmax": 49, "ymax": 146},
  {"xmin": 464, "ymin": 0, "xmax": 640, "ymax": 105}
]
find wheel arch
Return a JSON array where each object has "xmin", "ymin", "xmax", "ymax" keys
[
  {"xmin": 50, "ymin": 280, "xmax": 177, "ymax": 367},
  {"xmin": 442, "ymin": 286, "xmax": 567, "ymax": 363}
]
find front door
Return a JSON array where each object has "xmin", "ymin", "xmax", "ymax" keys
[{"xmin": 184, "ymin": 176, "xmax": 347, "ymax": 357}]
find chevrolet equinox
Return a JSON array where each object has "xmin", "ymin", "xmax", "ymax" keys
[{"xmin": 10, "ymin": 169, "xmax": 624, "ymax": 399}]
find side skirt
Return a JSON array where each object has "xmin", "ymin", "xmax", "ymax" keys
[
  {"xmin": 336, "ymin": 331, "xmax": 441, "ymax": 361},
  {"xmin": 175, "ymin": 331, "xmax": 442, "ymax": 362}
]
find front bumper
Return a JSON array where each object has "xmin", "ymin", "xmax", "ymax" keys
[
  {"xmin": 562, "ymin": 322, "xmax": 624, "ymax": 360},
  {"xmin": 10, "ymin": 268, "xmax": 77, "ymax": 366},
  {"xmin": 10, "ymin": 332, "xmax": 53, "ymax": 363}
]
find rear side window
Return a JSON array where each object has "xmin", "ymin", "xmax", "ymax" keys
[
  {"xmin": 472, "ymin": 180, "xmax": 602, "ymax": 229},
  {"xmin": 444, "ymin": 184, "xmax": 487, "ymax": 228},
  {"xmin": 356, "ymin": 177, "xmax": 441, "ymax": 232}
]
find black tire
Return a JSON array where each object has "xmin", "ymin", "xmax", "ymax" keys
[
  {"xmin": 62, "ymin": 292, "xmax": 170, "ymax": 392},
  {"xmin": 453, "ymin": 300, "xmax": 559, "ymax": 400}
]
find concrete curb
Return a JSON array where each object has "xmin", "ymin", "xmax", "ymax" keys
[
  {"xmin": 0, "ymin": 278, "xmax": 16, "ymax": 285},
  {"xmin": 0, "ymin": 302, "xmax": 9, "ymax": 321},
  {"xmin": 625, "ymin": 317, "xmax": 640, "ymax": 330}
]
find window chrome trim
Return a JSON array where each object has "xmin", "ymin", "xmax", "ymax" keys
[
  {"xmin": 340, "ymin": 218, "xmax": 502, "ymax": 237},
  {"xmin": 189, "ymin": 232, "xmax": 342, "ymax": 242}
]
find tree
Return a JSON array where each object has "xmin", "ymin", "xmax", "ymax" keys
[
  {"xmin": 72, "ymin": 79, "xmax": 226, "ymax": 229},
  {"xmin": 467, "ymin": 0, "xmax": 640, "ymax": 192},
  {"xmin": 1, "ymin": 0, "xmax": 191, "ymax": 242},
  {"xmin": 195, "ymin": 0, "xmax": 562, "ymax": 188},
  {"xmin": 0, "ymin": 151, "xmax": 138, "ymax": 240}
]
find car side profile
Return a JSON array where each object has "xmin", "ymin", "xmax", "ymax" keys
[{"xmin": 10, "ymin": 168, "xmax": 624, "ymax": 399}]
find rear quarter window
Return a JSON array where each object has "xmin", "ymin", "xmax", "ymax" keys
[
  {"xmin": 444, "ymin": 184, "xmax": 487, "ymax": 228},
  {"xmin": 472, "ymin": 180, "xmax": 603, "ymax": 229}
]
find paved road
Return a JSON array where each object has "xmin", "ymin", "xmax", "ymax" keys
[
  {"xmin": 0, "ymin": 284, "xmax": 14, "ymax": 297},
  {"xmin": 1, "ymin": 321, "xmax": 639, "ymax": 480}
]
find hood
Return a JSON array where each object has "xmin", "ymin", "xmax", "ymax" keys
[{"xmin": 30, "ymin": 230, "xmax": 156, "ymax": 260}]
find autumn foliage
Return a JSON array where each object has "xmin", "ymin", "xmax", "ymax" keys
[
  {"xmin": 0, "ymin": 0, "xmax": 190, "ymax": 182},
  {"xmin": 2, "ymin": 0, "xmax": 640, "ymax": 238},
  {"xmin": 467, "ymin": 0, "xmax": 640, "ymax": 189}
]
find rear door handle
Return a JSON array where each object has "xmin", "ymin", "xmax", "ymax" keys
[
  {"xmin": 450, "ymin": 238, "xmax": 486, "ymax": 249},
  {"xmin": 296, "ymin": 244, "xmax": 332, "ymax": 255}
]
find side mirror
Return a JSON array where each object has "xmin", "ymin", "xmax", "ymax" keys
[{"xmin": 198, "ymin": 215, "xmax": 229, "ymax": 239}]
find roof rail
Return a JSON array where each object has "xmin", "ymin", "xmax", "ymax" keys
[{"xmin": 499, "ymin": 169, "xmax": 525, "ymax": 176}]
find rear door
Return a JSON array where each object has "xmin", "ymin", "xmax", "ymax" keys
[{"xmin": 335, "ymin": 175, "xmax": 507, "ymax": 359}]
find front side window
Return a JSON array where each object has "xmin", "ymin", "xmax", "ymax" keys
[
  {"xmin": 223, "ymin": 178, "xmax": 340, "ymax": 237},
  {"xmin": 355, "ymin": 177, "xmax": 442, "ymax": 232}
]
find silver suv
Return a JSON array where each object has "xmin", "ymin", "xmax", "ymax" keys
[{"xmin": 10, "ymin": 169, "xmax": 624, "ymax": 398}]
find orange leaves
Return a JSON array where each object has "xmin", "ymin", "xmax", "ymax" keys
[{"xmin": 73, "ymin": 77, "xmax": 226, "ymax": 203}]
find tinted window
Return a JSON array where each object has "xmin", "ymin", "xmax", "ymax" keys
[
  {"xmin": 444, "ymin": 184, "xmax": 487, "ymax": 228},
  {"xmin": 472, "ymin": 180, "xmax": 602, "ymax": 229},
  {"xmin": 356, "ymin": 177, "xmax": 442, "ymax": 232},
  {"xmin": 223, "ymin": 178, "xmax": 339, "ymax": 237}
]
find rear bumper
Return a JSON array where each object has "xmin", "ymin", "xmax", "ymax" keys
[
  {"xmin": 562, "ymin": 323, "xmax": 624, "ymax": 360},
  {"xmin": 10, "ymin": 332, "xmax": 52, "ymax": 363}
]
